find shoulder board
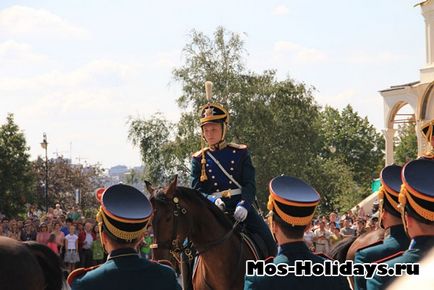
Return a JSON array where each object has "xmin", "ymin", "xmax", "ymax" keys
[
  {"xmin": 314, "ymin": 252, "xmax": 334, "ymax": 260},
  {"xmin": 373, "ymin": 250, "xmax": 405, "ymax": 264},
  {"xmin": 67, "ymin": 265, "xmax": 100, "ymax": 286},
  {"xmin": 192, "ymin": 147, "xmax": 209, "ymax": 158},
  {"xmin": 356, "ymin": 240, "xmax": 384, "ymax": 252},
  {"xmin": 227, "ymin": 143, "xmax": 247, "ymax": 150}
]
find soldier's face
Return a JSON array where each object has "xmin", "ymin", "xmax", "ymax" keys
[{"xmin": 202, "ymin": 123, "xmax": 223, "ymax": 146}]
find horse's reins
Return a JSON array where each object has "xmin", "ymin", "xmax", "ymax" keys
[{"xmin": 150, "ymin": 191, "xmax": 240, "ymax": 264}]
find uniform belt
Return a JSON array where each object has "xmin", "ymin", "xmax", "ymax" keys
[{"xmin": 211, "ymin": 189, "xmax": 241, "ymax": 198}]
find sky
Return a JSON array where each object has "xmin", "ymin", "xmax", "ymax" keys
[{"xmin": 0, "ymin": 0, "xmax": 426, "ymax": 168}]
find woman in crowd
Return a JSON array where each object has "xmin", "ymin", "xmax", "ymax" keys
[{"xmin": 36, "ymin": 223, "xmax": 51, "ymax": 245}]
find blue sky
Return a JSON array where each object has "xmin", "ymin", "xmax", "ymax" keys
[{"xmin": 0, "ymin": 1, "xmax": 425, "ymax": 168}]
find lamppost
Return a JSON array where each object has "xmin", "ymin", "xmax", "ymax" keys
[{"xmin": 40, "ymin": 133, "xmax": 48, "ymax": 212}]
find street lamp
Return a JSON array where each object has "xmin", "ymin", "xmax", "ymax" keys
[{"xmin": 40, "ymin": 133, "xmax": 48, "ymax": 212}]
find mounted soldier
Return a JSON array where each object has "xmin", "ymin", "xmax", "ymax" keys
[{"xmin": 191, "ymin": 81, "xmax": 277, "ymax": 257}]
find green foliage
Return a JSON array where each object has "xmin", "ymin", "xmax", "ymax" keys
[
  {"xmin": 32, "ymin": 156, "xmax": 105, "ymax": 217},
  {"xmin": 0, "ymin": 114, "xmax": 35, "ymax": 216},
  {"xmin": 128, "ymin": 27, "xmax": 384, "ymax": 215},
  {"xmin": 319, "ymin": 105, "xmax": 384, "ymax": 186},
  {"xmin": 394, "ymin": 122, "xmax": 417, "ymax": 165}
]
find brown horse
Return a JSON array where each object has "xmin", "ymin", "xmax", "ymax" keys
[
  {"xmin": 148, "ymin": 177, "xmax": 256, "ymax": 290},
  {"xmin": 329, "ymin": 228, "xmax": 386, "ymax": 289}
]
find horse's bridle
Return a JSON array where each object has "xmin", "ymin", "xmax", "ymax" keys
[
  {"xmin": 150, "ymin": 191, "xmax": 239, "ymax": 263},
  {"xmin": 150, "ymin": 195, "xmax": 194, "ymax": 264}
]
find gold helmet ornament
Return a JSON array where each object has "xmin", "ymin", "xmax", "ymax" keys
[{"xmin": 198, "ymin": 81, "xmax": 230, "ymax": 181}]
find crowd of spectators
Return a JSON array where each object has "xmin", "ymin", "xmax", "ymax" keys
[
  {"xmin": 0, "ymin": 203, "xmax": 154, "ymax": 274},
  {"xmin": 303, "ymin": 205, "xmax": 380, "ymax": 255}
]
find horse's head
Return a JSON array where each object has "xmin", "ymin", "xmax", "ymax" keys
[{"xmin": 147, "ymin": 176, "xmax": 193, "ymax": 263}]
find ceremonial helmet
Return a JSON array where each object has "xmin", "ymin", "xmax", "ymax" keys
[
  {"xmin": 199, "ymin": 81, "xmax": 230, "ymax": 142},
  {"xmin": 398, "ymin": 159, "xmax": 434, "ymax": 224}
]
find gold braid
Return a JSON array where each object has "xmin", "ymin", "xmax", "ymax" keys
[
  {"xmin": 96, "ymin": 207, "xmax": 148, "ymax": 242},
  {"xmin": 399, "ymin": 185, "xmax": 434, "ymax": 221}
]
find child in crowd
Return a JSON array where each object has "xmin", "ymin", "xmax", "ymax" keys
[
  {"xmin": 91, "ymin": 228, "xmax": 104, "ymax": 265},
  {"xmin": 64, "ymin": 224, "xmax": 79, "ymax": 272}
]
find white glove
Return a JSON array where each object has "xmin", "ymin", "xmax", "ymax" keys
[
  {"xmin": 234, "ymin": 205, "xmax": 248, "ymax": 222},
  {"xmin": 214, "ymin": 198, "xmax": 226, "ymax": 211}
]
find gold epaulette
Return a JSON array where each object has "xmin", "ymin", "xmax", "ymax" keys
[
  {"xmin": 192, "ymin": 147, "xmax": 209, "ymax": 158},
  {"xmin": 227, "ymin": 143, "xmax": 247, "ymax": 150},
  {"xmin": 67, "ymin": 265, "xmax": 101, "ymax": 286}
]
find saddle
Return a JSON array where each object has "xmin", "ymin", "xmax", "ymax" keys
[{"xmin": 225, "ymin": 211, "xmax": 270, "ymax": 260}]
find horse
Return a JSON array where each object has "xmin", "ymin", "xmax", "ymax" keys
[
  {"xmin": 329, "ymin": 228, "xmax": 386, "ymax": 289},
  {"xmin": 148, "ymin": 176, "xmax": 256, "ymax": 290}
]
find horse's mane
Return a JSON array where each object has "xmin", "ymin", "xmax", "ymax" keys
[
  {"xmin": 154, "ymin": 186, "xmax": 233, "ymax": 230},
  {"xmin": 329, "ymin": 236, "xmax": 357, "ymax": 263}
]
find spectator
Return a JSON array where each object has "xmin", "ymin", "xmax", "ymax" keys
[
  {"xmin": 8, "ymin": 219, "xmax": 21, "ymax": 241},
  {"xmin": 64, "ymin": 224, "xmax": 79, "ymax": 272},
  {"xmin": 303, "ymin": 223, "xmax": 315, "ymax": 251},
  {"xmin": 52, "ymin": 222, "xmax": 65, "ymax": 255},
  {"xmin": 0, "ymin": 225, "xmax": 4, "ymax": 237},
  {"xmin": 53, "ymin": 204, "xmax": 63, "ymax": 218},
  {"xmin": 79, "ymin": 222, "xmax": 95, "ymax": 268},
  {"xmin": 91, "ymin": 225, "xmax": 104, "ymax": 265},
  {"xmin": 369, "ymin": 216, "xmax": 379, "ymax": 231},
  {"xmin": 356, "ymin": 219, "xmax": 367, "ymax": 236},
  {"xmin": 47, "ymin": 233, "xmax": 59, "ymax": 255},
  {"xmin": 36, "ymin": 223, "xmax": 50, "ymax": 245},
  {"xmin": 313, "ymin": 221, "xmax": 331, "ymax": 254},
  {"xmin": 139, "ymin": 229, "xmax": 153, "ymax": 259},
  {"xmin": 329, "ymin": 227, "xmax": 343, "ymax": 246},
  {"xmin": 21, "ymin": 221, "xmax": 37, "ymax": 241},
  {"xmin": 340, "ymin": 219, "xmax": 356, "ymax": 238},
  {"xmin": 61, "ymin": 218, "xmax": 72, "ymax": 236},
  {"xmin": 2, "ymin": 218, "xmax": 9, "ymax": 236},
  {"xmin": 67, "ymin": 206, "xmax": 80, "ymax": 222},
  {"xmin": 329, "ymin": 212, "xmax": 339, "ymax": 229}
]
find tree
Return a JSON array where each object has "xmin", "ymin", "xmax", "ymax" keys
[
  {"xmin": 129, "ymin": 27, "xmax": 322, "ymax": 204},
  {"xmin": 0, "ymin": 113, "xmax": 35, "ymax": 217},
  {"xmin": 32, "ymin": 156, "xmax": 105, "ymax": 217},
  {"xmin": 128, "ymin": 27, "xmax": 384, "ymax": 214},
  {"xmin": 319, "ymin": 105, "xmax": 384, "ymax": 186},
  {"xmin": 394, "ymin": 122, "xmax": 417, "ymax": 165}
]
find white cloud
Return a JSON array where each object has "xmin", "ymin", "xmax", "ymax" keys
[
  {"xmin": 345, "ymin": 51, "xmax": 407, "ymax": 64},
  {"xmin": 0, "ymin": 5, "xmax": 90, "ymax": 39},
  {"xmin": 273, "ymin": 4, "xmax": 289, "ymax": 16},
  {"xmin": 0, "ymin": 40, "xmax": 47, "ymax": 65},
  {"xmin": 273, "ymin": 41, "xmax": 329, "ymax": 64}
]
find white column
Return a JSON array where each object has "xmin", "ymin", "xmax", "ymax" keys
[
  {"xmin": 383, "ymin": 128, "xmax": 396, "ymax": 166},
  {"xmin": 420, "ymin": 2, "xmax": 434, "ymax": 82}
]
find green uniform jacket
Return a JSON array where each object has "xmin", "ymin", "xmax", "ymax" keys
[
  {"xmin": 70, "ymin": 248, "xmax": 181, "ymax": 290},
  {"xmin": 244, "ymin": 241, "xmax": 351, "ymax": 290},
  {"xmin": 354, "ymin": 225, "xmax": 409, "ymax": 290},
  {"xmin": 366, "ymin": 236, "xmax": 434, "ymax": 290}
]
